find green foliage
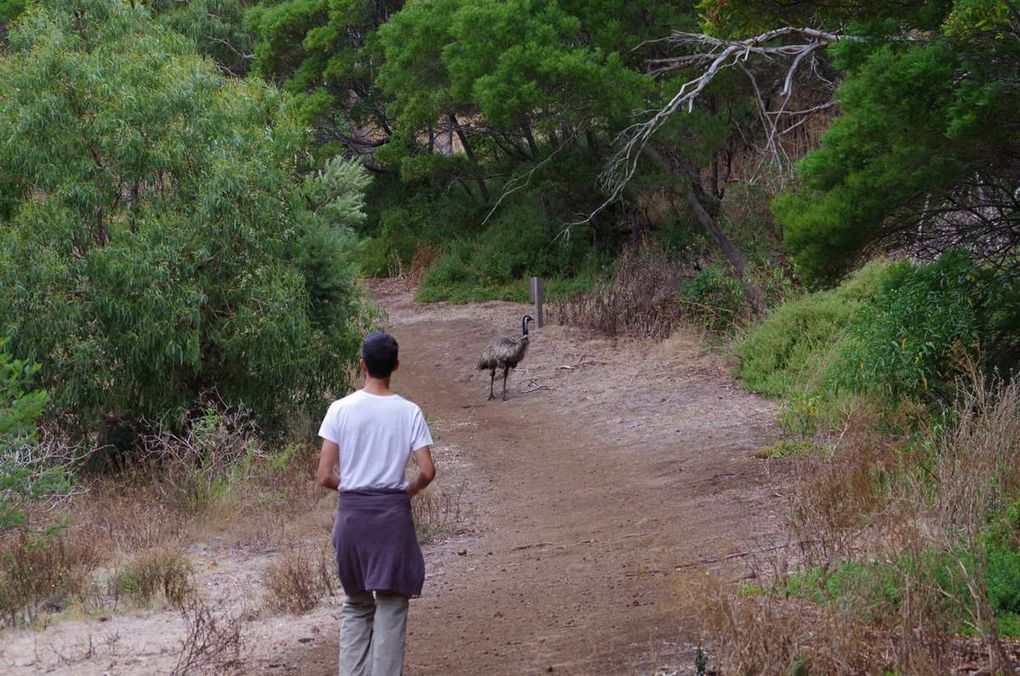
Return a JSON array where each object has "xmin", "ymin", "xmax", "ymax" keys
[
  {"xmin": 149, "ymin": 0, "xmax": 257, "ymax": 75},
  {"xmin": 414, "ymin": 198, "xmax": 598, "ymax": 302},
  {"xmin": 246, "ymin": 0, "xmax": 399, "ymax": 148},
  {"xmin": 0, "ymin": 0, "xmax": 367, "ymax": 432},
  {"xmin": 0, "ymin": 342, "xmax": 69, "ymax": 532},
  {"xmin": 680, "ymin": 264, "xmax": 747, "ymax": 332},
  {"xmin": 754, "ymin": 439, "xmax": 815, "ymax": 459},
  {"xmin": 696, "ymin": 0, "xmax": 953, "ymax": 37},
  {"xmin": 775, "ymin": 2, "xmax": 1020, "ymax": 286},
  {"xmin": 778, "ymin": 42, "xmax": 964, "ymax": 285},
  {"xmin": 0, "ymin": 0, "xmax": 27, "ymax": 22},
  {"xmin": 737, "ymin": 254, "xmax": 1019, "ymax": 433},
  {"xmin": 981, "ymin": 499, "xmax": 1020, "ymax": 618},
  {"xmin": 785, "ymin": 536, "xmax": 1020, "ymax": 639},
  {"xmin": 831, "ymin": 252, "xmax": 1011, "ymax": 399},
  {"xmin": 785, "ymin": 559, "xmax": 902, "ymax": 616},
  {"xmin": 735, "ymin": 260, "xmax": 896, "ymax": 400},
  {"xmin": 357, "ymin": 174, "xmax": 486, "ymax": 277}
]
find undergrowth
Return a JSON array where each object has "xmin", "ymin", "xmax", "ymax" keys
[
  {"xmin": 110, "ymin": 547, "xmax": 194, "ymax": 608},
  {"xmin": 696, "ymin": 364, "xmax": 1020, "ymax": 672}
]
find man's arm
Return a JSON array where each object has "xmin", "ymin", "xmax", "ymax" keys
[
  {"xmin": 317, "ymin": 439, "xmax": 340, "ymax": 491},
  {"xmin": 407, "ymin": 446, "xmax": 435, "ymax": 497}
]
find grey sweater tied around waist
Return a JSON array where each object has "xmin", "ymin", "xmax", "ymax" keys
[{"xmin": 332, "ymin": 488, "xmax": 425, "ymax": 598}]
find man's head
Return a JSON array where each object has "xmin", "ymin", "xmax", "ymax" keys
[{"xmin": 361, "ymin": 332, "xmax": 399, "ymax": 378}]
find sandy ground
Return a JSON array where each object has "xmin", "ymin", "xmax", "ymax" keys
[{"xmin": 1, "ymin": 281, "xmax": 790, "ymax": 674}]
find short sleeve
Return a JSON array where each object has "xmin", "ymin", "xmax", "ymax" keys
[
  {"xmin": 318, "ymin": 403, "xmax": 340, "ymax": 444},
  {"xmin": 410, "ymin": 406, "xmax": 433, "ymax": 453}
]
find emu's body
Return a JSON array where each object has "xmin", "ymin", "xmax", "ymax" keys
[{"xmin": 478, "ymin": 315, "xmax": 532, "ymax": 401}]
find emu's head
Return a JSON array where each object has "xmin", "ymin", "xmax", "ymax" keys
[{"xmin": 522, "ymin": 314, "xmax": 534, "ymax": 337}]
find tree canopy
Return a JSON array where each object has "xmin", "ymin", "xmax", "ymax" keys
[{"xmin": 773, "ymin": 0, "xmax": 1020, "ymax": 285}]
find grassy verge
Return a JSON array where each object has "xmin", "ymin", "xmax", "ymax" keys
[{"xmin": 700, "ymin": 254, "xmax": 1020, "ymax": 672}]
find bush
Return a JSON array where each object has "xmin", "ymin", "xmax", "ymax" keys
[
  {"xmin": 262, "ymin": 543, "xmax": 337, "ymax": 614},
  {"xmin": 140, "ymin": 405, "xmax": 268, "ymax": 513},
  {"xmin": 111, "ymin": 547, "xmax": 194, "ymax": 607},
  {"xmin": 0, "ymin": 531, "xmax": 101, "ymax": 627},
  {"xmin": 679, "ymin": 264, "xmax": 748, "ymax": 332},
  {"xmin": 414, "ymin": 197, "xmax": 598, "ymax": 303},
  {"xmin": 735, "ymin": 259, "xmax": 897, "ymax": 400},
  {"xmin": 0, "ymin": 2, "xmax": 367, "ymax": 433},
  {"xmin": 833, "ymin": 251, "xmax": 1019, "ymax": 400}
]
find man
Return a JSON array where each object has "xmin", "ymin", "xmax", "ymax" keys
[{"xmin": 317, "ymin": 332, "xmax": 436, "ymax": 676}]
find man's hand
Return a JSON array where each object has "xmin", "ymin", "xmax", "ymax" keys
[
  {"xmin": 317, "ymin": 439, "xmax": 341, "ymax": 491},
  {"xmin": 407, "ymin": 446, "xmax": 435, "ymax": 497}
]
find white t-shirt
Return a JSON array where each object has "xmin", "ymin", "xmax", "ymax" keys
[{"xmin": 318, "ymin": 390, "xmax": 433, "ymax": 491}]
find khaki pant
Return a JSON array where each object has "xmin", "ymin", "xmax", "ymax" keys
[{"xmin": 340, "ymin": 591, "xmax": 409, "ymax": 676}]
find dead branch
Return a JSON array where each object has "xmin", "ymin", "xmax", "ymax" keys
[{"xmin": 577, "ymin": 27, "xmax": 853, "ymax": 226}]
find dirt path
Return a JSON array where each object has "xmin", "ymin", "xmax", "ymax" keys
[
  {"xmin": 297, "ymin": 282, "xmax": 788, "ymax": 674},
  {"xmin": 0, "ymin": 283, "xmax": 788, "ymax": 675}
]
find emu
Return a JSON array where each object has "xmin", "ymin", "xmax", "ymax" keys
[{"xmin": 478, "ymin": 315, "xmax": 533, "ymax": 401}]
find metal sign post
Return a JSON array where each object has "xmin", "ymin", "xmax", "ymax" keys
[{"xmin": 529, "ymin": 276, "xmax": 544, "ymax": 328}]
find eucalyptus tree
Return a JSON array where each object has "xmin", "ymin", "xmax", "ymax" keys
[{"xmin": 0, "ymin": 0, "xmax": 369, "ymax": 434}]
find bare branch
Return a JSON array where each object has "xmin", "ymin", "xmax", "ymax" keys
[
  {"xmin": 574, "ymin": 27, "xmax": 853, "ymax": 227},
  {"xmin": 482, "ymin": 137, "xmax": 572, "ymax": 225}
]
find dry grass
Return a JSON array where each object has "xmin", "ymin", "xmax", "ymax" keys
[
  {"xmin": 689, "ymin": 369, "xmax": 1020, "ymax": 673},
  {"xmin": 681, "ymin": 571, "xmax": 949, "ymax": 674},
  {"xmin": 0, "ymin": 530, "xmax": 103, "ymax": 627},
  {"xmin": 401, "ymin": 242, "xmax": 444, "ymax": 289},
  {"xmin": 552, "ymin": 247, "xmax": 691, "ymax": 339},
  {"xmin": 0, "ymin": 406, "xmax": 330, "ymax": 633},
  {"xmin": 262, "ymin": 542, "xmax": 338, "ymax": 614},
  {"xmin": 170, "ymin": 595, "xmax": 247, "ymax": 675},
  {"xmin": 413, "ymin": 484, "xmax": 463, "ymax": 544}
]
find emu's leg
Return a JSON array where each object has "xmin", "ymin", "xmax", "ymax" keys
[
  {"xmin": 501, "ymin": 366, "xmax": 510, "ymax": 401},
  {"xmin": 488, "ymin": 369, "xmax": 496, "ymax": 400}
]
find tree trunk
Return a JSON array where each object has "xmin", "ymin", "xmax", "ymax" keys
[
  {"xmin": 585, "ymin": 129, "xmax": 601, "ymax": 159},
  {"xmin": 523, "ymin": 122, "xmax": 539, "ymax": 159},
  {"xmin": 449, "ymin": 114, "xmax": 490, "ymax": 202},
  {"xmin": 642, "ymin": 146, "xmax": 765, "ymax": 316}
]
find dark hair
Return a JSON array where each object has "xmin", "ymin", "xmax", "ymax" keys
[{"xmin": 362, "ymin": 332, "xmax": 398, "ymax": 378}]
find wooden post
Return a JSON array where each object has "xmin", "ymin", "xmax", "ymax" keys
[{"xmin": 529, "ymin": 276, "xmax": 544, "ymax": 328}]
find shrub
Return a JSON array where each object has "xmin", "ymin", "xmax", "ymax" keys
[
  {"xmin": 553, "ymin": 247, "xmax": 690, "ymax": 339},
  {"xmin": 0, "ymin": 2, "xmax": 367, "ymax": 433},
  {"xmin": 735, "ymin": 259, "xmax": 897, "ymax": 400},
  {"xmin": 0, "ymin": 531, "xmax": 102, "ymax": 627},
  {"xmin": 111, "ymin": 547, "xmax": 194, "ymax": 607},
  {"xmin": 262, "ymin": 543, "xmax": 337, "ymax": 614},
  {"xmin": 832, "ymin": 251, "xmax": 1019, "ymax": 400},
  {"xmin": 141, "ymin": 404, "xmax": 268, "ymax": 513},
  {"xmin": 415, "ymin": 198, "xmax": 598, "ymax": 303},
  {"xmin": 171, "ymin": 595, "xmax": 247, "ymax": 676},
  {"xmin": 679, "ymin": 264, "xmax": 748, "ymax": 332}
]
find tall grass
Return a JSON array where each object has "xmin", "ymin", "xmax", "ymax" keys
[
  {"xmin": 553, "ymin": 248, "xmax": 691, "ymax": 339},
  {"xmin": 692, "ymin": 371, "xmax": 1020, "ymax": 672}
]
